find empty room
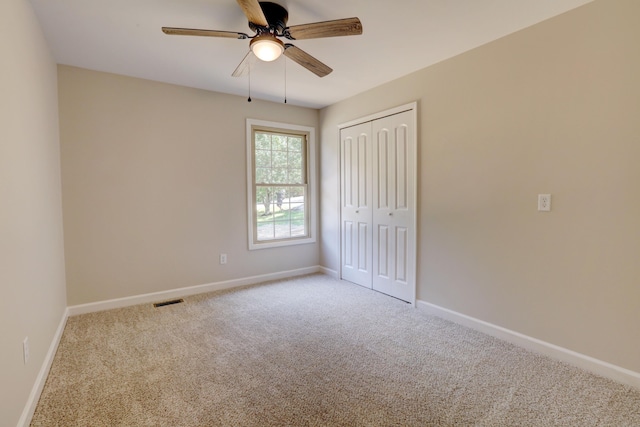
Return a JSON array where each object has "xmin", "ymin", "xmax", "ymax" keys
[{"xmin": 2, "ymin": 0, "xmax": 640, "ymax": 425}]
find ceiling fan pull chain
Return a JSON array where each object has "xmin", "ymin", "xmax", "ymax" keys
[
  {"xmin": 248, "ymin": 62, "xmax": 252, "ymax": 102},
  {"xmin": 284, "ymin": 57, "xmax": 287, "ymax": 104}
]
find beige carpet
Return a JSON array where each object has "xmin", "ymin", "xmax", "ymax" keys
[{"xmin": 32, "ymin": 274, "xmax": 640, "ymax": 426}]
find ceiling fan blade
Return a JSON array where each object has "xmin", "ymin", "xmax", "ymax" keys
[
  {"xmin": 232, "ymin": 51, "xmax": 257, "ymax": 77},
  {"xmin": 162, "ymin": 27, "xmax": 248, "ymax": 39},
  {"xmin": 283, "ymin": 45, "xmax": 332, "ymax": 78},
  {"xmin": 236, "ymin": 0, "xmax": 268, "ymax": 27},
  {"xmin": 286, "ymin": 17, "xmax": 362, "ymax": 40}
]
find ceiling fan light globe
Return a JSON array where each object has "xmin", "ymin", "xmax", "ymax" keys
[{"xmin": 250, "ymin": 35, "xmax": 284, "ymax": 62}]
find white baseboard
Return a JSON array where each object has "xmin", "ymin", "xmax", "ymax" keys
[
  {"xmin": 18, "ymin": 307, "xmax": 69, "ymax": 427},
  {"xmin": 417, "ymin": 300, "xmax": 640, "ymax": 390},
  {"xmin": 67, "ymin": 266, "xmax": 323, "ymax": 316},
  {"xmin": 318, "ymin": 266, "xmax": 338, "ymax": 278}
]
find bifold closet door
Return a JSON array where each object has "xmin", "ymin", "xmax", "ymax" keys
[
  {"xmin": 371, "ymin": 110, "xmax": 415, "ymax": 303},
  {"xmin": 340, "ymin": 108, "xmax": 415, "ymax": 303},
  {"xmin": 340, "ymin": 122, "xmax": 373, "ymax": 288}
]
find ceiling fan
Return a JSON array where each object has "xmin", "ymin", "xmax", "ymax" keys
[{"xmin": 162, "ymin": 0, "xmax": 363, "ymax": 78}]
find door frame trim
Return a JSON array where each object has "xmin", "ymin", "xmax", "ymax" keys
[{"xmin": 338, "ymin": 102, "xmax": 418, "ymax": 305}]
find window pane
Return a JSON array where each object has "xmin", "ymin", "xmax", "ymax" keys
[
  {"xmin": 255, "ymin": 187, "xmax": 272, "ymax": 216},
  {"xmin": 272, "ymin": 151, "xmax": 288, "ymax": 168},
  {"xmin": 288, "ymin": 137, "xmax": 302, "ymax": 152},
  {"xmin": 257, "ymin": 222, "xmax": 274, "ymax": 240},
  {"xmin": 272, "ymin": 135, "xmax": 287, "ymax": 151},
  {"xmin": 256, "ymin": 168, "xmax": 271, "ymax": 184},
  {"xmin": 291, "ymin": 210, "xmax": 306, "ymax": 236},
  {"xmin": 255, "ymin": 150, "xmax": 271, "ymax": 167},
  {"xmin": 271, "ymin": 168, "xmax": 287, "ymax": 183},
  {"xmin": 255, "ymin": 133, "xmax": 271, "ymax": 150},
  {"xmin": 288, "ymin": 169, "xmax": 303, "ymax": 184},
  {"xmin": 275, "ymin": 187, "xmax": 286, "ymax": 211},
  {"xmin": 288, "ymin": 151, "xmax": 302, "ymax": 168}
]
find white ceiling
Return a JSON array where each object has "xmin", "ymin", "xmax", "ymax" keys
[{"xmin": 29, "ymin": 0, "xmax": 592, "ymax": 109}]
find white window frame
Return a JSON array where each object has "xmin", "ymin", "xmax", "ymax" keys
[{"xmin": 246, "ymin": 119, "xmax": 316, "ymax": 250}]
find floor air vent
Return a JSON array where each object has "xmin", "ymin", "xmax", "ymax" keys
[{"xmin": 153, "ymin": 298, "xmax": 184, "ymax": 308}]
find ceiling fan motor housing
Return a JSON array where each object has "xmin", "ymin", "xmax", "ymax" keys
[{"xmin": 249, "ymin": 2, "xmax": 289, "ymax": 34}]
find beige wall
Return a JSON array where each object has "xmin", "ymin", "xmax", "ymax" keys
[
  {"xmin": 58, "ymin": 66, "xmax": 320, "ymax": 306},
  {"xmin": 320, "ymin": 0, "xmax": 640, "ymax": 373},
  {"xmin": 0, "ymin": 0, "xmax": 67, "ymax": 424}
]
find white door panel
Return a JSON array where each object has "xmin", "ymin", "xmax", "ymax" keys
[
  {"xmin": 372, "ymin": 111, "xmax": 415, "ymax": 302},
  {"xmin": 340, "ymin": 122, "xmax": 372, "ymax": 288}
]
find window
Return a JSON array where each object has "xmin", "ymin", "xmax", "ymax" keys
[{"xmin": 246, "ymin": 119, "xmax": 316, "ymax": 249}]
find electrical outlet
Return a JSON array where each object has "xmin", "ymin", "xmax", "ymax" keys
[
  {"xmin": 219, "ymin": 253, "xmax": 227, "ymax": 265},
  {"xmin": 23, "ymin": 337, "xmax": 30, "ymax": 364},
  {"xmin": 538, "ymin": 194, "xmax": 551, "ymax": 211}
]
